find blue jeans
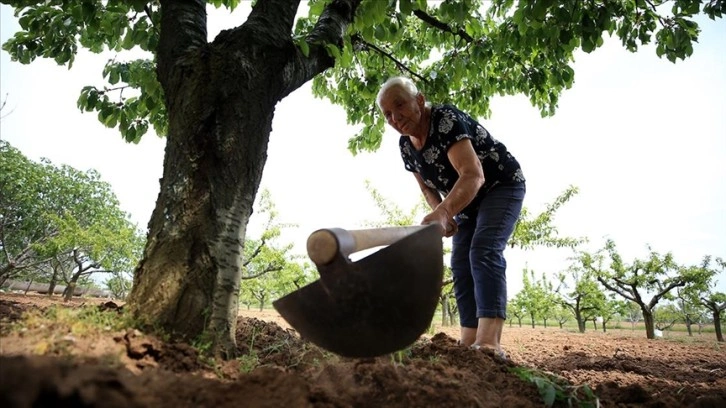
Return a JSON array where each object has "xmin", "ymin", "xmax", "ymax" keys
[{"xmin": 450, "ymin": 182, "xmax": 525, "ymax": 327}]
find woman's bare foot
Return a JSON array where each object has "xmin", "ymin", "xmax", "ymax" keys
[{"xmin": 470, "ymin": 344, "xmax": 508, "ymax": 360}]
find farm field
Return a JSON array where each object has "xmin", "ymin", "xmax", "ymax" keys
[{"xmin": 1, "ymin": 293, "xmax": 724, "ymax": 408}]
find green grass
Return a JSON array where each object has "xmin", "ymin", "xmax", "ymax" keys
[
  {"xmin": 11, "ymin": 303, "xmax": 132, "ymax": 335},
  {"xmin": 510, "ymin": 366, "xmax": 599, "ymax": 408}
]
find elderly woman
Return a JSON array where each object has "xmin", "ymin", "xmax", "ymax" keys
[{"xmin": 376, "ymin": 76, "xmax": 525, "ymax": 357}]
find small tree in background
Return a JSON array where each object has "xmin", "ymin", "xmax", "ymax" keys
[
  {"xmin": 653, "ymin": 303, "xmax": 681, "ymax": 335},
  {"xmin": 598, "ymin": 297, "xmax": 629, "ymax": 333},
  {"xmin": 106, "ymin": 271, "xmax": 133, "ymax": 300},
  {"xmin": 557, "ymin": 262, "xmax": 603, "ymax": 333},
  {"xmin": 675, "ymin": 286, "xmax": 708, "ymax": 337},
  {"xmin": 515, "ymin": 268, "xmax": 548, "ymax": 328},
  {"xmin": 239, "ymin": 189, "xmax": 298, "ymax": 310},
  {"xmin": 700, "ymin": 293, "xmax": 726, "ymax": 342},
  {"xmin": 624, "ymin": 301, "xmax": 643, "ymax": 330},
  {"xmin": 688, "ymin": 256, "xmax": 726, "ymax": 342},
  {"xmin": 552, "ymin": 304, "xmax": 572, "ymax": 330},
  {"xmin": 508, "ymin": 298, "xmax": 526, "ymax": 328}
]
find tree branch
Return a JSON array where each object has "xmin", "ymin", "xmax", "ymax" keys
[
  {"xmin": 351, "ymin": 35, "xmax": 428, "ymax": 83},
  {"xmin": 242, "ymin": 238, "xmax": 267, "ymax": 267},
  {"xmin": 281, "ymin": 0, "xmax": 362, "ymax": 96},
  {"xmin": 247, "ymin": 0, "xmax": 301, "ymax": 43},
  {"xmin": 413, "ymin": 9, "xmax": 473, "ymax": 42},
  {"xmin": 241, "ymin": 263, "xmax": 283, "ymax": 280},
  {"xmin": 157, "ymin": 0, "xmax": 207, "ymax": 87},
  {"xmin": 597, "ymin": 276, "xmax": 637, "ymax": 303},
  {"xmin": 648, "ymin": 279, "xmax": 686, "ymax": 309},
  {"xmin": 643, "ymin": 0, "xmax": 670, "ymax": 26}
]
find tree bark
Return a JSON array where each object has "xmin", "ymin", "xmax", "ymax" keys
[
  {"xmin": 126, "ymin": 0, "xmax": 362, "ymax": 357},
  {"xmin": 440, "ymin": 297, "xmax": 450, "ymax": 326},
  {"xmin": 575, "ymin": 309, "xmax": 585, "ymax": 333},
  {"xmin": 643, "ymin": 309, "xmax": 656, "ymax": 339},
  {"xmin": 63, "ymin": 282, "xmax": 76, "ymax": 301},
  {"xmin": 714, "ymin": 310, "xmax": 724, "ymax": 342}
]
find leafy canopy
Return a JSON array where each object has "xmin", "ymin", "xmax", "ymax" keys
[
  {"xmin": 2, "ymin": 0, "xmax": 722, "ymax": 151},
  {"xmin": 0, "ymin": 140, "xmax": 144, "ymax": 283}
]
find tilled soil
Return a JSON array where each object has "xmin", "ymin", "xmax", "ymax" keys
[{"xmin": 0, "ymin": 293, "xmax": 724, "ymax": 407}]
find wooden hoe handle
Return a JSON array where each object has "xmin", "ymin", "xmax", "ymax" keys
[{"xmin": 306, "ymin": 225, "xmax": 429, "ymax": 265}]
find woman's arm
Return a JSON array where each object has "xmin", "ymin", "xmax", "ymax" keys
[
  {"xmin": 421, "ymin": 138, "xmax": 484, "ymax": 235},
  {"xmin": 413, "ymin": 173, "xmax": 442, "ymax": 210}
]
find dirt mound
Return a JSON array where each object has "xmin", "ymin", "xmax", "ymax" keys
[{"xmin": 1, "ymin": 293, "xmax": 724, "ymax": 408}]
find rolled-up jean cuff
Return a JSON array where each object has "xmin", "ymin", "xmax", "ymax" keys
[
  {"xmin": 461, "ymin": 320, "xmax": 478, "ymax": 329},
  {"xmin": 478, "ymin": 309, "xmax": 507, "ymax": 320}
]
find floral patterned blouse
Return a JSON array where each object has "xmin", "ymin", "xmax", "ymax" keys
[{"xmin": 399, "ymin": 104, "xmax": 525, "ymax": 217}]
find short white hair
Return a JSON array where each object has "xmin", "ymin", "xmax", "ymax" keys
[{"xmin": 376, "ymin": 76, "xmax": 419, "ymax": 109}]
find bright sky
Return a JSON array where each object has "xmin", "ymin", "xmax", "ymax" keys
[{"xmin": 1, "ymin": 4, "xmax": 724, "ymax": 297}]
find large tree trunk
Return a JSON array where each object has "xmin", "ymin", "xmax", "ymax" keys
[
  {"xmin": 127, "ymin": 67, "xmax": 271, "ymax": 353},
  {"xmin": 126, "ymin": 0, "xmax": 361, "ymax": 357}
]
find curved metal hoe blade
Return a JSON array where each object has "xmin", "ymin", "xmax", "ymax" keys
[{"xmin": 273, "ymin": 225, "xmax": 443, "ymax": 358}]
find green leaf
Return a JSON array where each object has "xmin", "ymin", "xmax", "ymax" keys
[
  {"xmin": 542, "ymin": 383, "xmax": 557, "ymax": 407},
  {"xmin": 399, "ymin": 0, "xmax": 412, "ymax": 16},
  {"xmin": 297, "ymin": 39, "xmax": 310, "ymax": 57}
]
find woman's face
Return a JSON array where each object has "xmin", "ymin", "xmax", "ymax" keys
[{"xmin": 379, "ymin": 86, "xmax": 426, "ymax": 136}]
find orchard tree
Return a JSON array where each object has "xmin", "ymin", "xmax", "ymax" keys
[
  {"xmin": 675, "ymin": 286, "xmax": 707, "ymax": 337},
  {"xmin": 239, "ymin": 189, "xmax": 297, "ymax": 309},
  {"xmin": 3, "ymin": 0, "xmax": 722, "ymax": 356},
  {"xmin": 106, "ymin": 271, "xmax": 133, "ymax": 300},
  {"xmin": 538, "ymin": 273, "xmax": 559, "ymax": 328},
  {"xmin": 624, "ymin": 301, "xmax": 642, "ymax": 330},
  {"xmin": 552, "ymin": 304, "xmax": 571, "ymax": 329},
  {"xmin": 507, "ymin": 298, "xmax": 526, "ymax": 328},
  {"xmin": 510, "ymin": 186, "xmax": 585, "ymax": 250},
  {"xmin": 271, "ymin": 261, "xmax": 317, "ymax": 303},
  {"xmin": 690, "ymin": 256, "xmax": 726, "ymax": 342},
  {"xmin": 1, "ymin": 141, "xmax": 55, "ymax": 283},
  {"xmin": 583, "ymin": 240, "xmax": 715, "ymax": 339},
  {"xmin": 700, "ymin": 292, "xmax": 726, "ymax": 342},
  {"xmin": 557, "ymin": 262, "xmax": 604, "ymax": 333},
  {"xmin": 653, "ymin": 302, "xmax": 680, "ymax": 334},
  {"xmin": 513, "ymin": 268, "xmax": 550, "ymax": 328},
  {"xmin": 0, "ymin": 141, "xmax": 143, "ymax": 293},
  {"xmin": 598, "ymin": 297, "xmax": 629, "ymax": 333}
]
